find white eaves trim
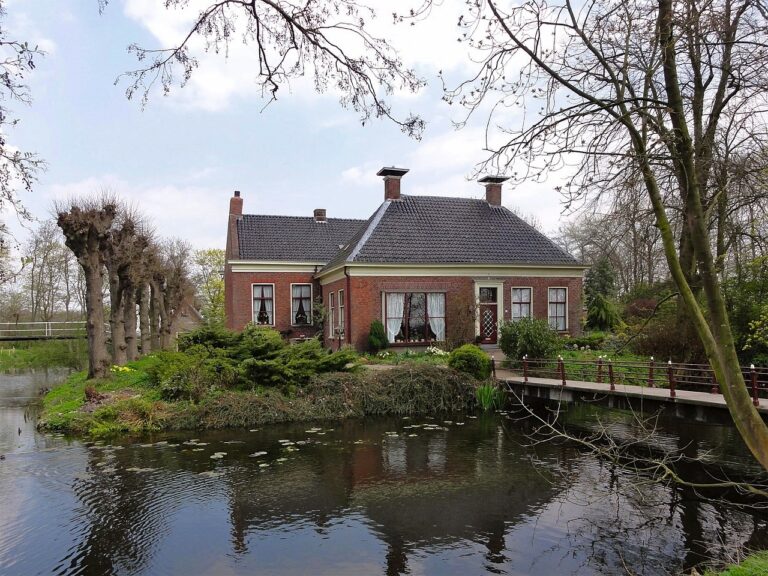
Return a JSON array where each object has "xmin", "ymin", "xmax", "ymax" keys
[
  {"xmin": 229, "ymin": 260, "xmax": 324, "ymax": 273},
  {"xmin": 316, "ymin": 262, "xmax": 587, "ymax": 284}
]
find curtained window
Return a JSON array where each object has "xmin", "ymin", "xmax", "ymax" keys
[
  {"xmin": 548, "ymin": 288, "xmax": 567, "ymax": 331},
  {"xmin": 292, "ymin": 284, "xmax": 312, "ymax": 325},
  {"xmin": 253, "ymin": 285, "xmax": 274, "ymax": 325},
  {"xmin": 328, "ymin": 292, "xmax": 335, "ymax": 337},
  {"xmin": 385, "ymin": 292, "xmax": 446, "ymax": 344},
  {"xmin": 511, "ymin": 288, "xmax": 532, "ymax": 321},
  {"xmin": 338, "ymin": 289, "xmax": 345, "ymax": 332}
]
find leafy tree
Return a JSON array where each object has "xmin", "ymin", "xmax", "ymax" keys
[
  {"xmin": 585, "ymin": 258, "xmax": 619, "ymax": 330},
  {"xmin": 193, "ymin": 249, "xmax": 225, "ymax": 327}
]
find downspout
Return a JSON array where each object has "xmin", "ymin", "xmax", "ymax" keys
[{"xmin": 344, "ymin": 266, "xmax": 351, "ymax": 347}]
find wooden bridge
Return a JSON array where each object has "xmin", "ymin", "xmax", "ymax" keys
[
  {"xmin": 491, "ymin": 355, "xmax": 768, "ymax": 421},
  {"xmin": 0, "ymin": 321, "xmax": 107, "ymax": 341}
]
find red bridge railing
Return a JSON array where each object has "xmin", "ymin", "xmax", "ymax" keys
[{"xmin": 514, "ymin": 356, "xmax": 768, "ymax": 406}]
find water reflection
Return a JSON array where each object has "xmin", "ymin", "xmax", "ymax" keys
[{"xmin": 1, "ymin": 375, "xmax": 767, "ymax": 575}]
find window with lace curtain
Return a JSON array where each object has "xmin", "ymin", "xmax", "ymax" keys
[
  {"xmin": 252, "ymin": 284, "xmax": 274, "ymax": 325},
  {"xmin": 291, "ymin": 284, "xmax": 312, "ymax": 325},
  {"xmin": 384, "ymin": 292, "xmax": 445, "ymax": 344}
]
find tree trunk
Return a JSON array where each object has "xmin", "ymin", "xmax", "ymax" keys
[
  {"xmin": 83, "ymin": 256, "xmax": 111, "ymax": 379},
  {"xmin": 138, "ymin": 284, "xmax": 152, "ymax": 355},
  {"xmin": 124, "ymin": 286, "xmax": 138, "ymax": 361},
  {"xmin": 150, "ymin": 280, "xmax": 162, "ymax": 351},
  {"xmin": 107, "ymin": 266, "xmax": 127, "ymax": 365}
]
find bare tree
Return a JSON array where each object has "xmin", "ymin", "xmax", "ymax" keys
[
  {"xmin": 99, "ymin": 0, "xmax": 425, "ymax": 137},
  {"xmin": 56, "ymin": 195, "xmax": 117, "ymax": 379},
  {"xmin": 415, "ymin": 0, "xmax": 768, "ymax": 469},
  {"xmin": 0, "ymin": 1, "xmax": 47, "ymax": 250}
]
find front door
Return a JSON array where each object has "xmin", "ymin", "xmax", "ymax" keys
[{"xmin": 478, "ymin": 287, "xmax": 499, "ymax": 344}]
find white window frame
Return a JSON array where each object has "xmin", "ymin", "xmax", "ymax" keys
[
  {"xmin": 547, "ymin": 286, "xmax": 568, "ymax": 331},
  {"xmin": 338, "ymin": 289, "xmax": 345, "ymax": 332},
  {"xmin": 511, "ymin": 287, "xmax": 533, "ymax": 321},
  {"xmin": 328, "ymin": 292, "xmax": 335, "ymax": 337},
  {"xmin": 251, "ymin": 283, "xmax": 276, "ymax": 327},
  {"xmin": 290, "ymin": 283, "xmax": 313, "ymax": 326}
]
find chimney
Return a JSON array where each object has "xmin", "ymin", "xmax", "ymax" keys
[
  {"xmin": 314, "ymin": 208, "xmax": 327, "ymax": 222},
  {"xmin": 377, "ymin": 167, "xmax": 409, "ymax": 201},
  {"xmin": 479, "ymin": 176, "xmax": 509, "ymax": 206},
  {"xmin": 230, "ymin": 190, "xmax": 243, "ymax": 215}
]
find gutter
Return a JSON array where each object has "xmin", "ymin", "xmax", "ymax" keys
[{"xmin": 344, "ymin": 266, "xmax": 351, "ymax": 346}]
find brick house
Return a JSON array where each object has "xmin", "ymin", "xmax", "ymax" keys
[{"xmin": 225, "ymin": 167, "xmax": 586, "ymax": 350}]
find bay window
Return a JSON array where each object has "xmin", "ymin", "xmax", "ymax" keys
[
  {"xmin": 252, "ymin": 284, "xmax": 274, "ymax": 325},
  {"xmin": 291, "ymin": 284, "xmax": 312, "ymax": 325},
  {"xmin": 511, "ymin": 287, "xmax": 532, "ymax": 321},
  {"xmin": 548, "ymin": 288, "xmax": 567, "ymax": 331},
  {"xmin": 384, "ymin": 292, "xmax": 446, "ymax": 344}
]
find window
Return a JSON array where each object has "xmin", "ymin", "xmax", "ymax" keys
[
  {"xmin": 384, "ymin": 292, "xmax": 446, "ymax": 344},
  {"xmin": 328, "ymin": 292, "xmax": 335, "ymax": 337},
  {"xmin": 548, "ymin": 288, "xmax": 567, "ymax": 331},
  {"xmin": 291, "ymin": 284, "xmax": 312, "ymax": 325},
  {"xmin": 338, "ymin": 289, "xmax": 345, "ymax": 332},
  {"xmin": 252, "ymin": 284, "xmax": 274, "ymax": 325},
  {"xmin": 511, "ymin": 288, "xmax": 532, "ymax": 321}
]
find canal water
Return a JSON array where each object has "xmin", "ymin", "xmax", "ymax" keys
[{"xmin": 1, "ymin": 371, "xmax": 767, "ymax": 575}]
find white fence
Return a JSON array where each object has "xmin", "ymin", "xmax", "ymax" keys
[{"xmin": 0, "ymin": 321, "xmax": 110, "ymax": 340}]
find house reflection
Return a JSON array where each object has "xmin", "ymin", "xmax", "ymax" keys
[{"xmin": 224, "ymin": 420, "xmax": 562, "ymax": 575}]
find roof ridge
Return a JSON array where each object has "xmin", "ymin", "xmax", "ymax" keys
[
  {"xmin": 347, "ymin": 200, "xmax": 391, "ymax": 262},
  {"xmin": 241, "ymin": 213, "xmax": 366, "ymax": 222}
]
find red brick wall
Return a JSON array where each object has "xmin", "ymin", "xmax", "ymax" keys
[
  {"xmin": 226, "ymin": 269, "xmax": 584, "ymax": 349},
  {"xmin": 325, "ymin": 274, "xmax": 583, "ymax": 351},
  {"xmin": 225, "ymin": 270, "xmax": 320, "ymax": 338}
]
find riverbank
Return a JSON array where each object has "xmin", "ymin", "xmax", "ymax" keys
[
  {"xmin": 38, "ymin": 357, "xmax": 479, "ymax": 437},
  {"xmin": 707, "ymin": 551, "xmax": 768, "ymax": 575},
  {"xmin": 0, "ymin": 340, "xmax": 87, "ymax": 372}
]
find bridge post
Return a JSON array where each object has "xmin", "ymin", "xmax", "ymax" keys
[
  {"xmin": 648, "ymin": 357, "xmax": 655, "ymax": 388},
  {"xmin": 751, "ymin": 364, "xmax": 759, "ymax": 407},
  {"xmin": 667, "ymin": 360, "xmax": 676, "ymax": 398},
  {"xmin": 596, "ymin": 357, "xmax": 603, "ymax": 384},
  {"xmin": 608, "ymin": 360, "xmax": 615, "ymax": 391},
  {"xmin": 710, "ymin": 372, "xmax": 719, "ymax": 395},
  {"xmin": 523, "ymin": 355, "xmax": 528, "ymax": 383},
  {"xmin": 558, "ymin": 356, "xmax": 566, "ymax": 387}
]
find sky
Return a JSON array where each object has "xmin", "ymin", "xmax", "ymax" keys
[{"xmin": 3, "ymin": 0, "xmax": 571, "ymax": 252}]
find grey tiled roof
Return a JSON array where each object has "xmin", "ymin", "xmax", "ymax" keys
[
  {"xmin": 236, "ymin": 215, "xmax": 365, "ymax": 261},
  {"xmin": 321, "ymin": 195, "xmax": 580, "ymax": 270}
]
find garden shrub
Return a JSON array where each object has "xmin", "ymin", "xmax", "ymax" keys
[
  {"xmin": 586, "ymin": 293, "xmax": 620, "ymax": 331},
  {"xmin": 177, "ymin": 325, "xmax": 241, "ymax": 354},
  {"xmin": 448, "ymin": 344, "xmax": 492, "ymax": 380},
  {"xmin": 368, "ymin": 320, "xmax": 389, "ymax": 353},
  {"xmin": 562, "ymin": 332, "xmax": 607, "ymax": 350},
  {"xmin": 233, "ymin": 324, "xmax": 285, "ymax": 360},
  {"xmin": 499, "ymin": 318, "xmax": 559, "ymax": 360}
]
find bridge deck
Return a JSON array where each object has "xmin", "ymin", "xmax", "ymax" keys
[{"xmin": 496, "ymin": 367, "xmax": 768, "ymax": 414}]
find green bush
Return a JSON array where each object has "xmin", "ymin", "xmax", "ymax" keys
[
  {"xmin": 448, "ymin": 344, "xmax": 492, "ymax": 380},
  {"xmin": 562, "ymin": 332, "xmax": 607, "ymax": 350},
  {"xmin": 499, "ymin": 318, "xmax": 559, "ymax": 360},
  {"xmin": 239, "ymin": 338, "xmax": 358, "ymax": 390},
  {"xmin": 177, "ymin": 325, "xmax": 241, "ymax": 354},
  {"xmin": 368, "ymin": 320, "xmax": 389, "ymax": 353}
]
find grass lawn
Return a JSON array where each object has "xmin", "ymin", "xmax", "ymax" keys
[
  {"xmin": 359, "ymin": 349, "xmax": 450, "ymax": 366},
  {"xmin": 705, "ymin": 551, "xmax": 768, "ymax": 575}
]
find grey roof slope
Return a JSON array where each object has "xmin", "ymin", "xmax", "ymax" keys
[
  {"xmin": 236, "ymin": 215, "xmax": 365, "ymax": 261},
  {"xmin": 321, "ymin": 195, "xmax": 580, "ymax": 271}
]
